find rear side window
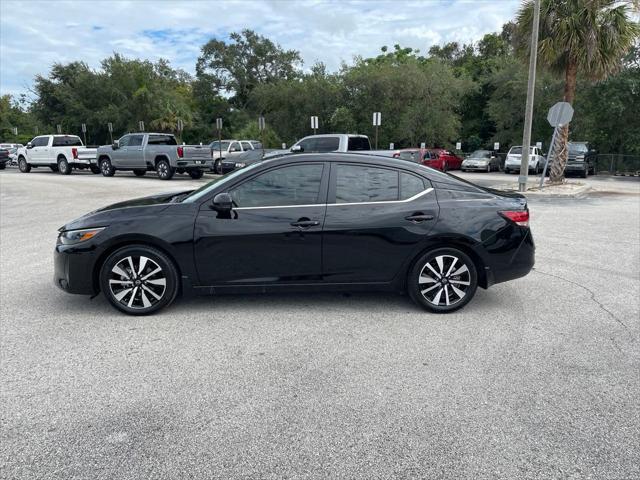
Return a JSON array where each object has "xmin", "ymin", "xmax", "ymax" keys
[
  {"xmin": 52, "ymin": 136, "xmax": 83, "ymax": 147},
  {"xmin": 314, "ymin": 137, "xmax": 340, "ymax": 152},
  {"xmin": 232, "ymin": 164, "xmax": 324, "ymax": 208},
  {"xmin": 336, "ymin": 165, "xmax": 398, "ymax": 203},
  {"xmin": 129, "ymin": 135, "xmax": 144, "ymax": 147},
  {"xmin": 241, "ymin": 141, "xmax": 253, "ymax": 151},
  {"xmin": 147, "ymin": 135, "xmax": 177, "ymax": 145},
  {"xmin": 400, "ymin": 173, "xmax": 425, "ymax": 199},
  {"xmin": 347, "ymin": 137, "xmax": 370, "ymax": 151}
]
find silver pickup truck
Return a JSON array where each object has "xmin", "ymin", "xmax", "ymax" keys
[{"xmin": 94, "ymin": 133, "xmax": 213, "ymax": 180}]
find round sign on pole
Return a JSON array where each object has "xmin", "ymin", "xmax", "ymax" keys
[{"xmin": 547, "ymin": 102, "xmax": 574, "ymax": 127}]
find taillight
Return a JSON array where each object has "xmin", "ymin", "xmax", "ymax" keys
[
  {"xmin": 499, "ymin": 210, "xmax": 529, "ymax": 227},
  {"xmin": 71, "ymin": 148, "xmax": 78, "ymax": 159},
  {"xmin": 392, "ymin": 153, "xmax": 400, "ymax": 158},
  {"xmin": 177, "ymin": 146, "xmax": 184, "ymax": 158}
]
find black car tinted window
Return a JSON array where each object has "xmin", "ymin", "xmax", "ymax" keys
[
  {"xmin": 400, "ymin": 172, "xmax": 425, "ymax": 199},
  {"xmin": 336, "ymin": 165, "xmax": 398, "ymax": 203},
  {"xmin": 296, "ymin": 138, "xmax": 315, "ymax": 152},
  {"xmin": 129, "ymin": 135, "xmax": 144, "ymax": 147},
  {"xmin": 147, "ymin": 135, "xmax": 177, "ymax": 145},
  {"xmin": 232, "ymin": 164, "xmax": 324, "ymax": 208},
  {"xmin": 347, "ymin": 137, "xmax": 370, "ymax": 151},
  {"xmin": 314, "ymin": 137, "xmax": 340, "ymax": 152},
  {"xmin": 32, "ymin": 137, "xmax": 49, "ymax": 147},
  {"xmin": 52, "ymin": 136, "xmax": 82, "ymax": 147}
]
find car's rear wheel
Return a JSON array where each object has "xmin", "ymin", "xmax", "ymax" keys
[
  {"xmin": 188, "ymin": 169, "xmax": 204, "ymax": 179},
  {"xmin": 133, "ymin": 169, "xmax": 146, "ymax": 177},
  {"xmin": 214, "ymin": 159, "xmax": 222, "ymax": 174},
  {"xmin": 58, "ymin": 156, "xmax": 72, "ymax": 175},
  {"xmin": 50, "ymin": 165, "xmax": 59, "ymax": 172},
  {"xmin": 408, "ymin": 247, "xmax": 478, "ymax": 313},
  {"xmin": 18, "ymin": 157, "xmax": 31, "ymax": 173},
  {"xmin": 486, "ymin": 164, "xmax": 491, "ymax": 173},
  {"xmin": 581, "ymin": 165, "xmax": 588, "ymax": 178},
  {"xmin": 156, "ymin": 159, "xmax": 174, "ymax": 180},
  {"xmin": 99, "ymin": 245, "xmax": 179, "ymax": 315},
  {"xmin": 90, "ymin": 165, "xmax": 101, "ymax": 174},
  {"xmin": 100, "ymin": 158, "xmax": 115, "ymax": 177}
]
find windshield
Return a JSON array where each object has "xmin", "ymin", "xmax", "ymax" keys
[
  {"xmin": 210, "ymin": 141, "xmax": 231, "ymax": 150},
  {"xmin": 182, "ymin": 161, "xmax": 265, "ymax": 203},
  {"xmin": 398, "ymin": 151, "xmax": 419, "ymax": 162},
  {"xmin": 508, "ymin": 147, "xmax": 534, "ymax": 155},
  {"xmin": 468, "ymin": 150, "xmax": 491, "ymax": 159},
  {"xmin": 568, "ymin": 143, "xmax": 588, "ymax": 154}
]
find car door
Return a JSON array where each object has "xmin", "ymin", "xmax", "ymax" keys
[
  {"xmin": 194, "ymin": 162, "xmax": 328, "ymax": 286},
  {"xmin": 121, "ymin": 134, "xmax": 145, "ymax": 168},
  {"xmin": 227, "ymin": 141, "xmax": 242, "ymax": 160},
  {"xmin": 29, "ymin": 136, "xmax": 49, "ymax": 163},
  {"xmin": 111, "ymin": 135, "xmax": 131, "ymax": 167},
  {"xmin": 322, "ymin": 163, "xmax": 439, "ymax": 283}
]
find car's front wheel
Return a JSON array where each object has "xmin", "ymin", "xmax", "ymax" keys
[
  {"xmin": 408, "ymin": 247, "xmax": 478, "ymax": 313},
  {"xmin": 100, "ymin": 158, "xmax": 115, "ymax": 177},
  {"xmin": 99, "ymin": 245, "xmax": 179, "ymax": 315},
  {"xmin": 18, "ymin": 157, "xmax": 31, "ymax": 173}
]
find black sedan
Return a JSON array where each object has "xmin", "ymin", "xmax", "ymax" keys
[{"xmin": 54, "ymin": 153, "xmax": 534, "ymax": 315}]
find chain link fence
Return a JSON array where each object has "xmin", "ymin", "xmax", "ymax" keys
[{"xmin": 594, "ymin": 154, "xmax": 640, "ymax": 176}]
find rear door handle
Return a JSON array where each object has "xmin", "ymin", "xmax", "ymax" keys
[
  {"xmin": 290, "ymin": 218, "xmax": 320, "ymax": 228},
  {"xmin": 405, "ymin": 213, "xmax": 434, "ymax": 223}
]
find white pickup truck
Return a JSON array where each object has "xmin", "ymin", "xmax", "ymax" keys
[
  {"xmin": 264, "ymin": 134, "xmax": 396, "ymax": 158},
  {"xmin": 17, "ymin": 135, "xmax": 99, "ymax": 175}
]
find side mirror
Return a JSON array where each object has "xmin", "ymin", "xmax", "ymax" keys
[
  {"xmin": 211, "ymin": 192, "xmax": 233, "ymax": 212},
  {"xmin": 26, "ymin": 142, "xmax": 33, "ymax": 149},
  {"xmin": 112, "ymin": 140, "xmax": 119, "ymax": 150},
  {"xmin": 291, "ymin": 145, "xmax": 303, "ymax": 152}
]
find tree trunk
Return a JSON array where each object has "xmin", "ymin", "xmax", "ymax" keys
[{"xmin": 550, "ymin": 60, "xmax": 578, "ymax": 183}]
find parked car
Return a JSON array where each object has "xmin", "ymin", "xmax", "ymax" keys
[
  {"xmin": 220, "ymin": 148, "xmax": 268, "ymax": 174},
  {"xmin": 396, "ymin": 148, "xmax": 463, "ymax": 172},
  {"xmin": 210, "ymin": 139, "xmax": 262, "ymax": 174},
  {"xmin": 95, "ymin": 133, "xmax": 213, "ymax": 180},
  {"xmin": 503, "ymin": 146, "xmax": 545, "ymax": 174},
  {"xmin": 16, "ymin": 135, "xmax": 99, "ymax": 174},
  {"xmin": 461, "ymin": 150, "xmax": 501, "ymax": 172},
  {"xmin": 0, "ymin": 143, "xmax": 23, "ymax": 164},
  {"xmin": 54, "ymin": 152, "xmax": 534, "ymax": 315},
  {"xmin": 0, "ymin": 147, "xmax": 10, "ymax": 169},
  {"xmin": 566, "ymin": 141, "xmax": 597, "ymax": 177},
  {"xmin": 265, "ymin": 134, "xmax": 396, "ymax": 159}
]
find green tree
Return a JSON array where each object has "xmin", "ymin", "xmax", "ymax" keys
[
  {"xmin": 196, "ymin": 29, "xmax": 302, "ymax": 109},
  {"xmin": 517, "ymin": 0, "xmax": 639, "ymax": 181}
]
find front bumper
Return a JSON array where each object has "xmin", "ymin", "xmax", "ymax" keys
[
  {"xmin": 565, "ymin": 162, "xmax": 588, "ymax": 172},
  {"xmin": 54, "ymin": 243, "xmax": 99, "ymax": 295},
  {"xmin": 462, "ymin": 162, "xmax": 490, "ymax": 171}
]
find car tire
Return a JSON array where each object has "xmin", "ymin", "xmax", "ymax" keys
[
  {"xmin": 214, "ymin": 159, "xmax": 222, "ymax": 174},
  {"xmin": 581, "ymin": 166, "xmax": 588, "ymax": 178},
  {"xmin": 18, "ymin": 157, "xmax": 31, "ymax": 173},
  {"xmin": 99, "ymin": 245, "xmax": 179, "ymax": 316},
  {"xmin": 58, "ymin": 156, "xmax": 72, "ymax": 175},
  {"xmin": 90, "ymin": 165, "xmax": 101, "ymax": 174},
  {"xmin": 156, "ymin": 159, "xmax": 175, "ymax": 180},
  {"xmin": 188, "ymin": 170, "xmax": 204, "ymax": 179},
  {"xmin": 0, "ymin": 163, "xmax": 5, "ymax": 170},
  {"xmin": 486, "ymin": 165, "xmax": 491, "ymax": 173},
  {"xmin": 100, "ymin": 158, "xmax": 115, "ymax": 177},
  {"xmin": 504, "ymin": 168, "xmax": 510, "ymax": 174},
  {"xmin": 408, "ymin": 247, "xmax": 478, "ymax": 313},
  {"xmin": 442, "ymin": 162, "xmax": 448, "ymax": 173},
  {"xmin": 133, "ymin": 169, "xmax": 146, "ymax": 177}
]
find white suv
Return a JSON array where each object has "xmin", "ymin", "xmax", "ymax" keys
[{"xmin": 504, "ymin": 146, "xmax": 545, "ymax": 174}]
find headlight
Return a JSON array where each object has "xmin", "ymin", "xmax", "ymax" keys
[
  {"xmin": 235, "ymin": 162, "xmax": 246, "ymax": 168},
  {"xmin": 59, "ymin": 227, "xmax": 105, "ymax": 245}
]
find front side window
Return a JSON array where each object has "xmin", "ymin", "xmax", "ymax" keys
[
  {"xmin": 52, "ymin": 136, "xmax": 83, "ymax": 147},
  {"xmin": 295, "ymin": 138, "xmax": 315, "ymax": 152},
  {"xmin": 231, "ymin": 164, "xmax": 324, "ymax": 208},
  {"xmin": 32, "ymin": 137, "xmax": 49, "ymax": 147},
  {"xmin": 128, "ymin": 135, "xmax": 144, "ymax": 147},
  {"xmin": 118, "ymin": 135, "xmax": 131, "ymax": 147},
  {"xmin": 229, "ymin": 142, "xmax": 241, "ymax": 152},
  {"xmin": 314, "ymin": 137, "xmax": 340, "ymax": 152},
  {"xmin": 336, "ymin": 165, "xmax": 398, "ymax": 204}
]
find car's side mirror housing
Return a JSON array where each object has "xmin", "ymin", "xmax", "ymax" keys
[
  {"xmin": 112, "ymin": 140, "xmax": 119, "ymax": 150},
  {"xmin": 211, "ymin": 192, "xmax": 233, "ymax": 212},
  {"xmin": 291, "ymin": 145, "xmax": 303, "ymax": 152},
  {"xmin": 26, "ymin": 142, "xmax": 33, "ymax": 149}
]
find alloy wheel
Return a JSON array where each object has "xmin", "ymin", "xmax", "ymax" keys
[
  {"xmin": 418, "ymin": 254, "xmax": 471, "ymax": 307},
  {"xmin": 108, "ymin": 255, "xmax": 167, "ymax": 310}
]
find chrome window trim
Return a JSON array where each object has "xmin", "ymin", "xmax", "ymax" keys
[{"xmin": 233, "ymin": 187, "xmax": 434, "ymax": 210}]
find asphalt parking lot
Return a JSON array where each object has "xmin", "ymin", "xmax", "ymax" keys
[{"xmin": 1, "ymin": 168, "xmax": 639, "ymax": 479}]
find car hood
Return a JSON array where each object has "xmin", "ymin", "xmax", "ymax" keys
[{"xmin": 59, "ymin": 190, "xmax": 193, "ymax": 231}]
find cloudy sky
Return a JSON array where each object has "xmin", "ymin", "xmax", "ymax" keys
[{"xmin": 0, "ymin": 0, "xmax": 520, "ymax": 98}]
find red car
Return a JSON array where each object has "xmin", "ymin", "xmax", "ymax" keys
[{"xmin": 395, "ymin": 148, "xmax": 463, "ymax": 172}]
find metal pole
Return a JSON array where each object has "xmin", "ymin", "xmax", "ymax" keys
[
  {"xmin": 375, "ymin": 125, "xmax": 379, "ymax": 150},
  {"xmin": 539, "ymin": 124, "xmax": 560, "ymax": 188},
  {"xmin": 519, "ymin": 0, "xmax": 540, "ymax": 192},
  {"xmin": 218, "ymin": 127, "xmax": 222, "ymax": 162}
]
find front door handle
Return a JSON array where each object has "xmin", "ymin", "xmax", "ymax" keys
[
  {"xmin": 290, "ymin": 218, "xmax": 320, "ymax": 228},
  {"xmin": 405, "ymin": 213, "xmax": 434, "ymax": 223}
]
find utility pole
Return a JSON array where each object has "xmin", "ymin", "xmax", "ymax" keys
[
  {"xmin": 519, "ymin": 0, "xmax": 540, "ymax": 192},
  {"xmin": 372, "ymin": 112, "xmax": 381, "ymax": 150}
]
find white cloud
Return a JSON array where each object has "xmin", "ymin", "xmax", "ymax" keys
[{"xmin": 0, "ymin": 0, "xmax": 520, "ymax": 98}]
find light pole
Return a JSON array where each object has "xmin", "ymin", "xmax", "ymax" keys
[{"xmin": 519, "ymin": 0, "xmax": 540, "ymax": 192}]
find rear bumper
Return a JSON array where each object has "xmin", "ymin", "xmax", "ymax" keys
[
  {"xmin": 53, "ymin": 244, "xmax": 98, "ymax": 295},
  {"xmin": 176, "ymin": 159, "xmax": 214, "ymax": 169},
  {"xmin": 486, "ymin": 228, "xmax": 535, "ymax": 286}
]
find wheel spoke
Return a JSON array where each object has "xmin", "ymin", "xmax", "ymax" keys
[
  {"xmin": 127, "ymin": 287, "xmax": 138, "ymax": 307},
  {"xmin": 140, "ymin": 289, "xmax": 152, "ymax": 308},
  {"xmin": 109, "ymin": 279, "xmax": 132, "ymax": 285},
  {"xmin": 112, "ymin": 265, "xmax": 130, "ymax": 279},
  {"xmin": 141, "ymin": 267, "xmax": 162, "ymax": 281},
  {"xmin": 419, "ymin": 275, "xmax": 437, "ymax": 284},
  {"xmin": 445, "ymin": 258, "xmax": 458, "ymax": 277},
  {"xmin": 451, "ymin": 264, "xmax": 469, "ymax": 277},
  {"xmin": 435, "ymin": 256, "xmax": 444, "ymax": 275},
  {"xmin": 444, "ymin": 285, "xmax": 450, "ymax": 306},
  {"xmin": 126, "ymin": 257, "xmax": 136, "ymax": 277},
  {"xmin": 426, "ymin": 263, "xmax": 441, "ymax": 279},
  {"xmin": 432, "ymin": 288, "xmax": 444, "ymax": 305},
  {"xmin": 449, "ymin": 279, "xmax": 470, "ymax": 286},
  {"xmin": 114, "ymin": 287, "xmax": 133, "ymax": 302},
  {"xmin": 451, "ymin": 284, "xmax": 466, "ymax": 299},
  {"xmin": 138, "ymin": 256, "xmax": 149, "ymax": 275},
  {"xmin": 142, "ymin": 284, "xmax": 162, "ymax": 300},
  {"xmin": 146, "ymin": 278, "xmax": 166, "ymax": 287},
  {"xmin": 421, "ymin": 284, "xmax": 440, "ymax": 295}
]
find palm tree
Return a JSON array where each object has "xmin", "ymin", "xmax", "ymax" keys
[{"xmin": 517, "ymin": 0, "xmax": 639, "ymax": 182}]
